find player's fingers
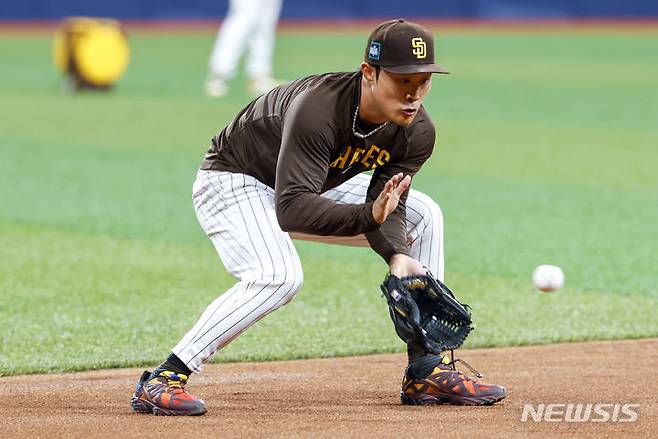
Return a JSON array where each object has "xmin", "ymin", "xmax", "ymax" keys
[
  {"xmin": 394, "ymin": 175, "xmax": 411, "ymax": 196},
  {"xmin": 388, "ymin": 173, "xmax": 400, "ymax": 187},
  {"xmin": 382, "ymin": 179, "xmax": 393, "ymax": 195}
]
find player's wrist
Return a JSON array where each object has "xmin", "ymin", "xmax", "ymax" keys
[
  {"xmin": 389, "ymin": 254, "xmax": 425, "ymax": 277},
  {"xmin": 372, "ymin": 201, "xmax": 386, "ymax": 224},
  {"xmin": 388, "ymin": 253, "xmax": 408, "ymax": 277}
]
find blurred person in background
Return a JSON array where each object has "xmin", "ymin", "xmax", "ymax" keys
[{"xmin": 205, "ymin": 0, "xmax": 284, "ymax": 97}]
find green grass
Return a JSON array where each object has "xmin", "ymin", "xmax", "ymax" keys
[{"xmin": 1, "ymin": 27, "xmax": 657, "ymax": 375}]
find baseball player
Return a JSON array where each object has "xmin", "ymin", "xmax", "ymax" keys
[
  {"xmin": 132, "ymin": 19, "xmax": 506, "ymax": 416},
  {"xmin": 205, "ymin": 0, "xmax": 284, "ymax": 97}
]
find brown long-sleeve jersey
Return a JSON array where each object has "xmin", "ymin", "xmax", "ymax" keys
[{"xmin": 200, "ymin": 72, "xmax": 436, "ymax": 263}]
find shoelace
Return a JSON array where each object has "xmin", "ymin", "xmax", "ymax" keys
[
  {"xmin": 163, "ymin": 373, "xmax": 187, "ymax": 390},
  {"xmin": 447, "ymin": 349, "xmax": 483, "ymax": 379}
]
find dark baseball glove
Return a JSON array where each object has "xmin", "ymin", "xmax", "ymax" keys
[{"xmin": 381, "ymin": 273, "xmax": 473, "ymax": 355}]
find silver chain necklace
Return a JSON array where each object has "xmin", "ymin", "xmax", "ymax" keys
[{"xmin": 352, "ymin": 105, "xmax": 389, "ymax": 139}]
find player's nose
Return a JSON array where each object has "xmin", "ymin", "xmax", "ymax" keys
[{"xmin": 405, "ymin": 88, "xmax": 421, "ymax": 102}]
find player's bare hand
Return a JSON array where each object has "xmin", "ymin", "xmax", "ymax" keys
[{"xmin": 372, "ymin": 173, "xmax": 411, "ymax": 224}]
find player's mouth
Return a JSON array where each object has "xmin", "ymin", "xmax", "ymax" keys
[{"xmin": 401, "ymin": 107, "xmax": 417, "ymax": 117}]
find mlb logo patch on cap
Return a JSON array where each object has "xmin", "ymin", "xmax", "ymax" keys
[{"xmin": 368, "ymin": 41, "xmax": 381, "ymax": 61}]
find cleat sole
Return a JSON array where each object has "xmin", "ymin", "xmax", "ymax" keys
[{"xmin": 401, "ymin": 391, "xmax": 506, "ymax": 406}]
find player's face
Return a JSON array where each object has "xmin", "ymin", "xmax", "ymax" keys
[{"xmin": 372, "ymin": 69, "xmax": 432, "ymax": 126}]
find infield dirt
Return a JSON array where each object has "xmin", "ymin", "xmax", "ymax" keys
[{"xmin": 2, "ymin": 339, "xmax": 656, "ymax": 438}]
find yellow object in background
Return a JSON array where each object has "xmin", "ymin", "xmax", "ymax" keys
[{"xmin": 53, "ymin": 17, "xmax": 130, "ymax": 89}]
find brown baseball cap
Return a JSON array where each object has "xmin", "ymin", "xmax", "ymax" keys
[{"xmin": 364, "ymin": 19, "xmax": 449, "ymax": 74}]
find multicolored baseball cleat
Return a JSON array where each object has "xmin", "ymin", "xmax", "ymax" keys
[
  {"xmin": 131, "ymin": 369, "xmax": 207, "ymax": 416},
  {"xmin": 401, "ymin": 356, "xmax": 506, "ymax": 406}
]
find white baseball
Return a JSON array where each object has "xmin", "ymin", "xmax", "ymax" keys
[{"xmin": 532, "ymin": 264, "xmax": 565, "ymax": 292}]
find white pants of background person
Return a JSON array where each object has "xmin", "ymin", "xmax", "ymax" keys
[
  {"xmin": 206, "ymin": 0, "xmax": 284, "ymax": 97},
  {"xmin": 172, "ymin": 170, "xmax": 445, "ymax": 373}
]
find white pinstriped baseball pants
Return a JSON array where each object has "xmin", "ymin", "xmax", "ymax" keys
[{"xmin": 173, "ymin": 170, "xmax": 444, "ymax": 372}]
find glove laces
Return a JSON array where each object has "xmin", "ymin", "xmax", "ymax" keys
[{"xmin": 447, "ymin": 349, "xmax": 483, "ymax": 379}]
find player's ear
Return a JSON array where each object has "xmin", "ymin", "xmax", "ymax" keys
[{"xmin": 361, "ymin": 63, "xmax": 376, "ymax": 83}]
